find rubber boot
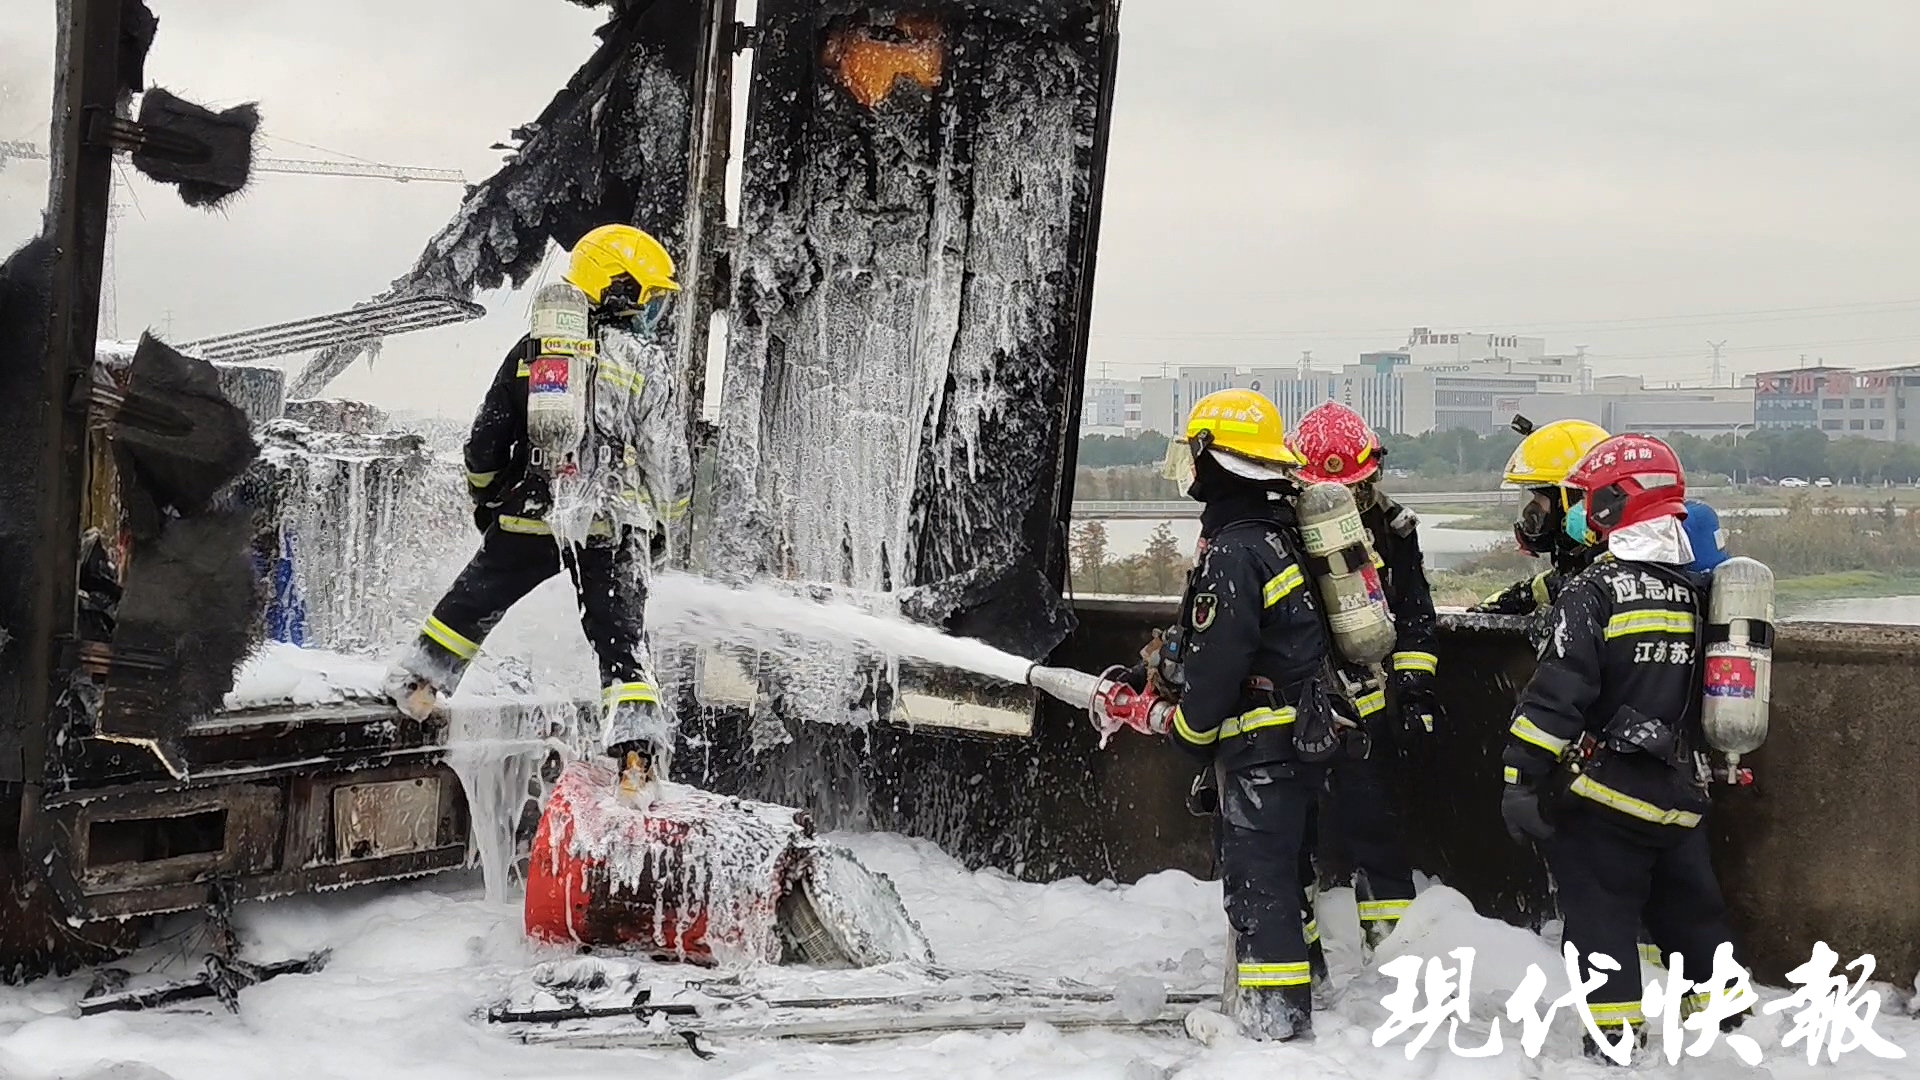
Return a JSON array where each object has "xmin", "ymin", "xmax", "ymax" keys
[
  {"xmin": 1362, "ymin": 908, "xmax": 1397, "ymax": 954},
  {"xmin": 383, "ymin": 638, "xmax": 466, "ymax": 721},
  {"xmin": 1308, "ymin": 938, "xmax": 1336, "ymax": 1010},
  {"xmin": 1233, "ymin": 985, "xmax": 1313, "ymax": 1043},
  {"xmin": 602, "ymin": 698, "xmax": 673, "ymax": 783},
  {"xmin": 1582, "ymin": 1024, "xmax": 1646, "ymax": 1067}
]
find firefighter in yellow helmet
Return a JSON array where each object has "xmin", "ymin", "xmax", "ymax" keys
[
  {"xmin": 1468, "ymin": 417, "xmax": 1610, "ymax": 618},
  {"xmin": 1108, "ymin": 389, "xmax": 1349, "ymax": 1042},
  {"xmin": 385, "ymin": 224, "xmax": 692, "ymax": 776}
]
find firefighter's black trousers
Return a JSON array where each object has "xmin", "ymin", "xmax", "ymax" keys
[
  {"xmin": 1320, "ymin": 712, "xmax": 1418, "ymax": 939},
  {"xmin": 1544, "ymin": 802, "xmax": 1742, "ymax": 1027},
  {"xmin": 1216, "ymin": 760, "xmax": 1320, "ymax": 1017},
  {"xmin": 421, "ymin": 525, "xmax": 648, "ymax": 687}
]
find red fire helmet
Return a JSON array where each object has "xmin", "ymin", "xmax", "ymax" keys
[
  {"xmin": 1565, "ymin": 433, "xmax": 1688, "ymax": 535},
  {"xmin": 1287, "ymin": 401, "xmax": 1382, "ymax": 486}
]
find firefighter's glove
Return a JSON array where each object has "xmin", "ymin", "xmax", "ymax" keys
[
  {"xmin": 1398, "ymin": 691, "xmax": 1440, "ymax": 738},
  {"xmin": 1392, "ymin": 670, "xmax": 1440, "ymax": 737},
  {"xmin": 473, "ymin": 504, "xmax": 499, "ymax": 536},
  {"xmin": 1501, "ymin": 782, "xmax": 1554, "ymax": 847},
  {"xmin": 1467, "ymin": 578, "xmax": 1535, "ymax": 616}
]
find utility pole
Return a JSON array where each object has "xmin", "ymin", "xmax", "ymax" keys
[
  {"xmin": 17, "ymin": 0, "xmax": 124, "ymax": 829},
  {"xmin": 1708, "ymin": 340, "xmax": 1727, "ymax": 387}
]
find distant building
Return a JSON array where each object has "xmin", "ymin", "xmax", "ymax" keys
[
  {"xmin": 1509, "ymin": 378, "xmax": 1756, "ymax": 440},
  {"xmin": 1092, "ymin": 330, "xmax": 1920, "ymax": 445},
  {"xmin": 1137, "ymin": 376, "xmax": 1181, "ymax": 437},
  {"xmin": 1854, "ymin": 366, "xmax": 1920, "ymax": 443},
  {"xmin": 1437, "ymin": 373, "xmax": 1544, "ymax": 436},
  {"xmin": 1175, "ymin": 366, "xmax": 1239, "ymax": 423},
  {"xmin": 1405, "ymin": 328, "xmax": 1547, "ymax": 366},
  {"xmin": 1080, "ymin": 378, "xmax": 1129, "ymax": 435},
  {"xmin": 1750, "ymin": 365, "xmax": 1850, "ymax": 432},
  {"xmin": 1401, "ymin": 332, "xmax": 1591, "ymax": 434},
  {"xmin": 1753, "ymin": 364, "xmax": 1920, "ymax": 443},
  {"xmin": 1240, "ymin": 364, "xmax": 1436, "ymax": 438}
]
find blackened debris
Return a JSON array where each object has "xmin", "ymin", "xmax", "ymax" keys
[{"xmin": 129, "ymin": 87, "xmax": 260, "ymax": 209}]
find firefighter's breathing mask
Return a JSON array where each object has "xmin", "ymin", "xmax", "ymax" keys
[
  {"xmin": 1351, "ymin": 479, "xmax": 1380, "ymax": 511},
  {"xmin": 1513, "ymin": 488, "xmax": 1555, "ymax": 554},
  {"xmin": 598, "ymin": 278, "xmax": 674, "ymax": 337}
]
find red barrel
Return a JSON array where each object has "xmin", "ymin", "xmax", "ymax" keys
[{"xmin": 523, "ymin": 761, "xmax": 807, "ymax": 964}]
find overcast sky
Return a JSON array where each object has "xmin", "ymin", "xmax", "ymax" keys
[{"xmin": 4, "ymin": 1, "xmax": 1919, "ymax": 415}]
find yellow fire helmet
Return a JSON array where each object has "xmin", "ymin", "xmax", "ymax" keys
[
  {"xmin": 1502, "ymin": 418, "xmax": 1610, "ymax": 489},
  {"xmin": 563, "ymin": 224, "xmax": 681, "ymax": 306},
  {"xmin": 1184, "ymin": 388, "xmax": 1301, "ymax": 478}
]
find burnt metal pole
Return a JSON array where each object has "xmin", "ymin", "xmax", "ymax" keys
[
  {"xmin": 1047, "ymin": 0, "xmax": 1123, "ymax": 595},
  {"xmin": 20, "ymin": 0, "xmax": 123, "ymax": 840}
]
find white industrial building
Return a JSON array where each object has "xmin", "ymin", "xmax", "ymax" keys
[
  {"xmin": 1506, "ymin": 379, "xmax": 1756, "ymax": 439},
  {"xmin": 1079, "ymin": 378, "xmax": 1130, "ymax": 435},
  {"xmin": 1091, "ymin": 327, "xmax": 1770, "ymax": 439}
]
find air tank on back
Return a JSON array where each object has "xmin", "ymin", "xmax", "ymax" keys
[
  {"xmin": 1295, "ymin": 480, "xmax": 1395, "ymax": 666},
  {"xmin": 525, "ymin": 282, "xmax": 593, "ymax": 474},
  {"xmin": 1701, "ymin": 555, "xmax": 1775, "ymax": 767}
]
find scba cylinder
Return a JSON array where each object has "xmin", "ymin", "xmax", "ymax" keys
[
  {"xmin": 526, "ymin": 283, "xmax": 593, "ymax": 472},
  {"xmin": 1295, "ymin": 481, "xmax": 1395, "ymax": 665},
  {"xmin": 1702, "ymin": 555, "xmax": 1774, "ymax": 765}
]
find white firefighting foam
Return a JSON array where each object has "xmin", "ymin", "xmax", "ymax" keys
[
  {"xmin": 444, "ymin": 699, "xmax": 593, "ymax": 907},
  {"xmin": 0, "ymin": 834, "xmax": 1912, "ymax": 1080}
]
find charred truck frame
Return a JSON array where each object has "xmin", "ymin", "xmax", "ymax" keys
[{"xmin": 0, "ymin": 0, "xmax": 1122, "ymax": 978}]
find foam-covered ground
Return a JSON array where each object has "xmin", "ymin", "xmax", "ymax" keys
[{"xmin": 0, "ymin": 832, "xmax": 1913, "ymax": 1080}]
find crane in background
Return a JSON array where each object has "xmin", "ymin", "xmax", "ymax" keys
[
  {"xmin": 0, "ymin": 139, "xmax": 467, "ymax": 336},
  {"xmin": 0, "ymin": 139, "xmax": 468, "ymax": 183}
]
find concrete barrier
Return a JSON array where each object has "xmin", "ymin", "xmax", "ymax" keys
[{"xmin": 685, "ymin": 597, "xmax": 1920, "ymax": 987}]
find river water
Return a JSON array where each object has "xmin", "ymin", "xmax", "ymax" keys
[{"xmin": 1786, "ymin": 595, "xmax": 1920, "ymax": 624}]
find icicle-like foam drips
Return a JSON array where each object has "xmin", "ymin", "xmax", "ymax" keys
[
  {"xmin": 445, "ymin": 698, "xmax": 599, "ymax": 905},
  {"xmin": 252, "ymin": 421, "xmax": 472, "ymax": 653}
]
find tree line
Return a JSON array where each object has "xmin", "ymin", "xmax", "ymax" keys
[
  {"xmin": 1068, "ymin": 520, "xmax": 1188, "ymax": 595},
  {"xmin": 1077, "ymin": 432, "xmax": 1173, "ymax": 469}
]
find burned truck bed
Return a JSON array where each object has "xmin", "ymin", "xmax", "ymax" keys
[
  {"xmin": 1, "ymin": 0, "xmax": 1123, "ymax": 980},
  {"xmin": 28, "ymin": 700, "xmax": 467, "ymax": 923}
]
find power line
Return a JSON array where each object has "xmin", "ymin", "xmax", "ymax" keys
[
  {"xmin": 1586, "ymin": 333, "xmax": 1920, "ymax": 364},
  {"xmin": 259, "ymin": 132, "xmax": 383, "ymax": 166}
]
